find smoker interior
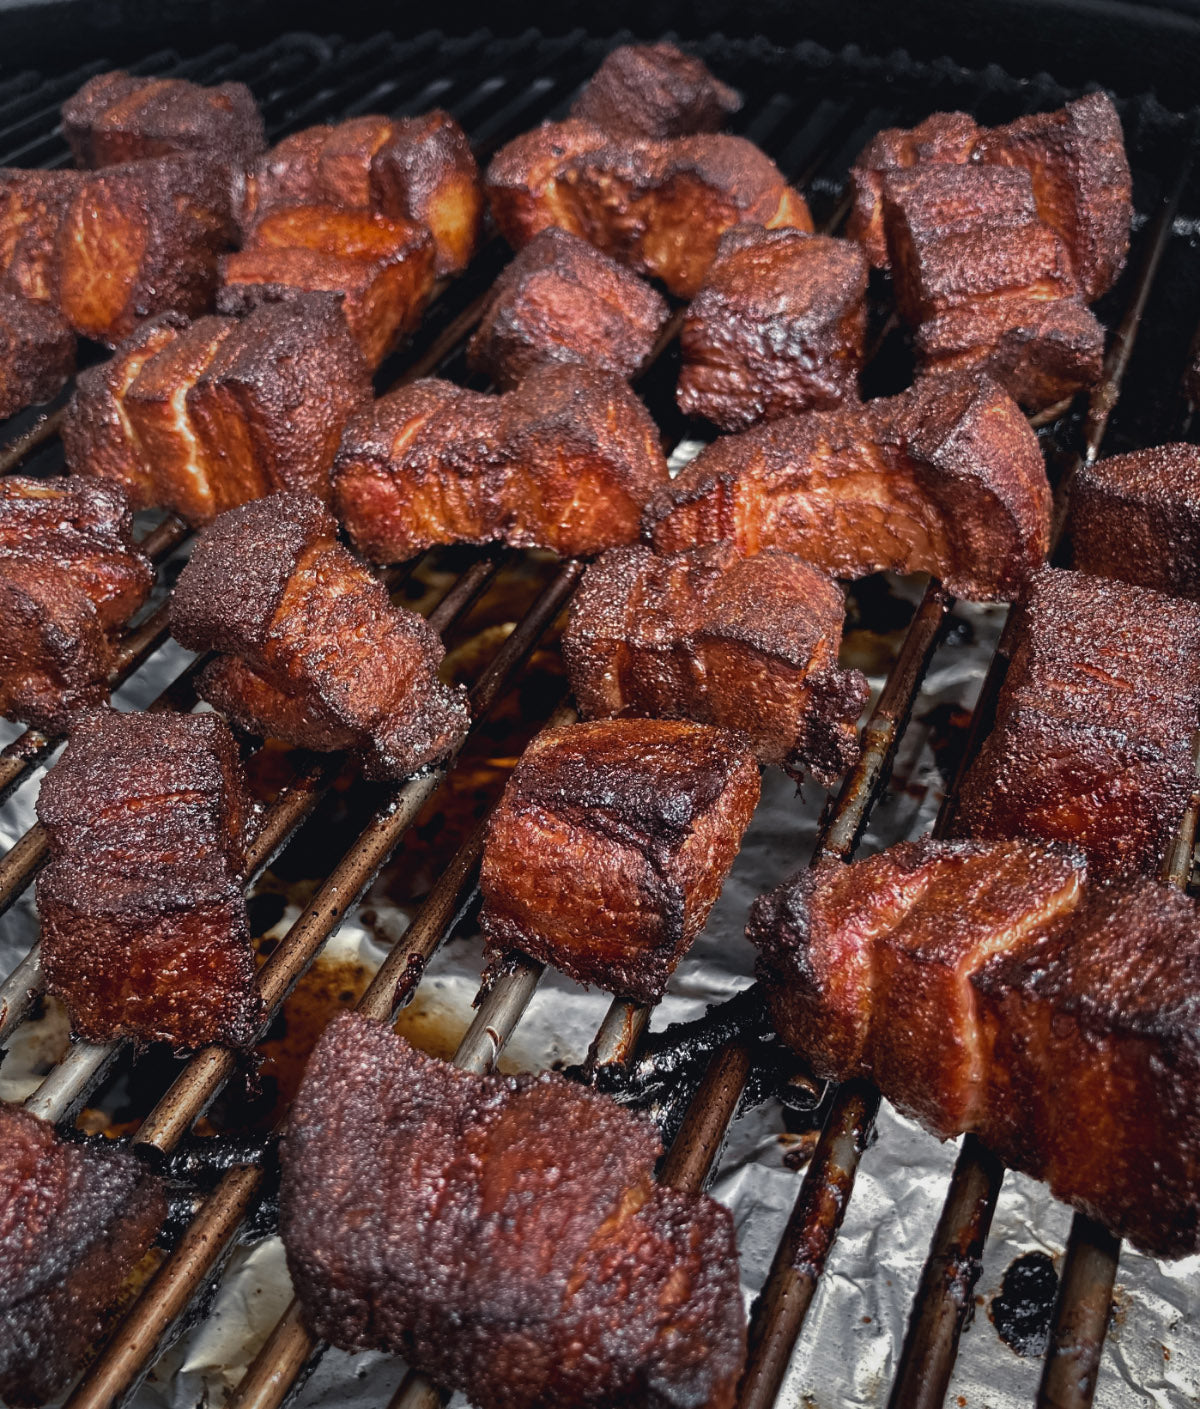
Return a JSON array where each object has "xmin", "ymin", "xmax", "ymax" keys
[{"xmin": 0, "ymin": 22, "xmax": 1197, "ymax": 1409}]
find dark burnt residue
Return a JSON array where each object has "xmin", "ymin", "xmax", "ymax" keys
[{"xmin": 989, "ymin": 1250, "xmax": 1059, "ymax": 1356}]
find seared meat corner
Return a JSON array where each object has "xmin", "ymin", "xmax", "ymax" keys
[{"xmin": 570, "ymin": 41, "xmax": 742, "ymax": 139}]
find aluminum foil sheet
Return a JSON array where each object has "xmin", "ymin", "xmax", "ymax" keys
[{"xmin": 0, "ymin": 557, "xmax": 1196, "ymax": 1409}]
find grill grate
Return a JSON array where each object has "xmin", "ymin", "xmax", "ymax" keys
[{"xmin": 0, "ymin": 24, "xmax": 1197, "ymax": 1409}]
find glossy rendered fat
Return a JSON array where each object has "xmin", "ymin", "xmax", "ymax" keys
[
  {"xmin": 0, "ymin": 1103, "xmax": 165, "ymax": 1409},
  {"xmin": 570, "ymin": 41, "xmax": 742, "ymax": 138},
  {"xmin": 646, "ymin": 370, "xmax": 1051, "ymax": 600},
  {"xmin": 563, "ymin": 542, "xmax": 867, "ymax": 783},
  {"xmin": 480, "ymin": 718, "xmax": 760, "ymax": 1003},
  {"xmin": 747, "ymin": 837, "xmax": 1200, "ymax": 1258},
  {"xmin": 170, "ymin": 491, "xmax": 469, "ymax": 779},
  {"xmin": 281, "ymin": 1012, "xmax": 747, "ymax": 1409},
  {"xmin": 36, "ymin": 709, "xmax": 263, "ymax": 1049}
]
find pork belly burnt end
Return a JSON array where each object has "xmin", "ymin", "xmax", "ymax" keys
[
  {"xmin": 0, "ymin": 167, "xmax": 79, "ymax": 302},
  {"xmin": 36, "ymin": 709, "xmax": 262, "ymax": 1048},
  {"xmin": 219, "ymin": 205, "xmax": 437, "ymax": 368},
  {"xmin": 62, "ymin": 70, "xmax": 265, "ymax": 166},
  {"xmin": 480, "ymin": 718, "xmax": 760, "ymax": 1003},
  {"xmin": 678, "ymin": 225, "xmax": 868, "ymax": 430},
  {"xmin": 171, "ymin": 492, "xmax": 468, "ymax": 779},
  {"xmin": 1067, "ymin": 442, "xmax": 1200, "ymax": 599},
  {"xmin": 334, "ymin": 365, "xmax": 669, "ymax": 563},
  {"xmin": 0, "ymin": 290, "xmax": 74, "ymax": 420},
  {"xmin": 848, "ymin": 92, "xmax": 1131, "ymax": 299},
  {"xmin": 647, "ymin": 371, "xmax": 1050, "ymax": 601},
  {"xmin": 955, "ymin": 567, "xmax": 1200, "ymax": 879},
  {"xmin": 466, "ymin": 227, "xmax": 670, "ymax": 388},
  {"xmin": 879, "ymin": 164, "xmax": 1103, "ymax": 411},
  {"xmin": 63, "ymin": 295, "xmax": 371, "ymax": 523},
  {"xmin": 282, "ymin": 1013, "xmax": 747, "ymax": 1409},
  {"xmin": 485, "ymin": 119, "xmax": 812, "ymax": 298},
  {"xmin": 0, "ymin": 1103, "xmax": 165, "ymax": 1409},
  {"xmin": 570, "ymin": 41, "xmax": 742, "ymax": 139},
  {"xmin": 563, "ymin": 543, "xmax": 867, "ymax": 783},
  {"xmin": 0, "ymin": 476, "xmax": 151, "ymax": 732},
  {"xmin": 747, "ymin": 837, "xmax": 1200, "ymax": 1258}
]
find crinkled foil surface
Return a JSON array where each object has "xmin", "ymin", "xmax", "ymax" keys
[{"xmin": 0, "ymin": 534, "xmax": 1195, "ymax": 1409}]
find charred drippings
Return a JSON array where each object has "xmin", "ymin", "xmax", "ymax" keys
[{"xmin": 989, "ymin": 1251, "xmax": 1059, "ymax": 1356}]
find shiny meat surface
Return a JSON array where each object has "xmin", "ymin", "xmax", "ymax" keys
[
  {"xmin": 646, "ymin": 371, "xmax": 1050, "ymax": 600},
  {"xmin": 485, "ymin": 118, "xmax": 812, "ymax": 297},
  {"xmin": 219, "ymin": 204, "xmax": 436, "ymax": 367},
  {"xmin": 334, "ymin": 365, "xmax": 670, "ymax": 563},
  {"xmin": 563, "ymin": 542, "xmax": 867, "ymax": 783},
  {"xmin": 747, "ymin": 837, "xmax": 1200, "ymax": 1258},
  {"xmin": 0, "ymin": 288, "xmax": 74, "ymax": 420},
  {"xmin": 170, "ymin": 491, "xmax": 469, "ymax": 779},
  {"xmin": 570, "ymin": 41, "xmax": 742, "ymax": 139},
  {"xmin": 467, "ymin": 226, "xmax": 670, "ymax": 388},
  {"xmin": 36, "ymin": 709, "xmax": 263, "ymax": 1048},
  {"xmin": 0, "ymin": 476, "xmax": 151, "ymax": 731},
  {"xmin": 63, "ymin": 295, "xmax": 371, "ymax": 523},
  {"xmin": 282, "ymin": 1012, "xmax": 747, "ymax": 1408},
  {"xmin": 0, "ymin": 1103, "xmax": 165, "ymax": 1409},
  {"xmin": 480, "ymin": 718, "xmax": 760, "ymax": 1002},
  {"xmin": 955, "ymin": 567, "xmax": 1200, "ymax": 879},
  {"xmin": 62, "ymin": 70, "xmax": 265, "ymax": 166},
  {"xmin": 1067, "ymin": 442, "xmax": 1200, "ymax": 599},
  {"xmin": 677, "ymin": 224, "xmax": 868, "ymax": 429}
]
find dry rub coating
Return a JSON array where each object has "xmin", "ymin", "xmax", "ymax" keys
[
  {"xmin": 241, "ymin": 110, "xmax": 482, "ymax": 275},
  {"xmin": 466, "ymin": 226, "xmax": 670, "ymax": 388},
  {"xmin": 678, "ymin": 224, "xmax": 868, "ymax": 429},
  {"xmin": 63, "ymin": 294, "xmax": 370, "ymax": 524},
  {"xmin": 282, "ymin": 1012, "xmax": 747, "ymax": 1409},
  {"xmin": 171, "ymin": 492, "xmax": 469, "ymax": 780},
  {"xmin": 36, "ymin": 709, "xmax": 263, "ymax": 1049},
  {"xmin": 748, "ymin": 836, "xmax": 1200, "ymax": 1258},
  {"xmin": 564, "ymin": 542, "xmax": 867, "ymax": 783},
  {"xmin": 0, "ymin": 1103, "xmax": 165, "ymax": 1409},
  {"xmin": 334, "ymin": 364, "xmax": 670, "ymax": 563},
  {"xmin": 485, "ymin": 118, "xmax": 812, "ymax": 298},
  {"xmin": 570, "ymin": 41, "xmax": 742, "ymax": 139},
  {"xmin": 848, "ymin": 92, "xmax": 1131, "ymax": 300},
  {"xmin": 955, "ymin": 567, "xmax": 1200, "ymax": 879},
  {"xmin": 219, "ymin": 204, "xmax": 436, "ymax": 368},
  {"xmin": 0, "ymin": 167, "xmax": 78, "ymax": 303},
  {"xmin": 480, "ymin": 718, "xmax": 760, "ymax": 1003},
  {"xmin": 0, "ymin": 476, "xmax": 151, "ymax": 732},
  {"xmin": 1067, "ymin": 442, "xmax": 1200, "ymax": 600},
  {"xmin": 62, "ymin": 70, "xmax": 265, "ymax": 166},
  {"xmin": 647, "ymin": 371, "xmax": 1051, "ymax": 601},
  {"xmin": 0, "ymin": 289, "xmax": 74, "ymax": 420}
]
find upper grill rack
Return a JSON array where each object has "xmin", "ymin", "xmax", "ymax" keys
[{"xmin": 0, "ymin": 25, "xmax": 1197, "ymax": 1409}]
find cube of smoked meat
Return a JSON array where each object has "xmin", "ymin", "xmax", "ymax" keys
[
  {"xmin": 486, "ymin": 119, "xmax": 812, "ymax": 298},
  {"xmin": 646, "ymin": 371, "xmax": 1051, "ymax": 601},
  {"xmin": 677, "ymin": 224, "xmax": 868, "ymax": 430},
  {"xmin": 0, "ymin": 476, "xmax": 152, "ymax": 732},
  {"xmin": 242, "ymin": 111, "xmax": 482, "ymax": 275},
  {"xmin": 563, "ymin": 542, "xmax": 867, "ymax": 783},
  {"xmin": 570, "ymin": 41, "xmax": 742, "ymax": 139},
  {"xmin": 1067, "ymin": 443, "xmax": 1200, "ymax": 599},
  {"xmin": 848, "ymin": 93, "xmax": 1131, "ymax": 300},
  {"xmin": 170, "ymin": 492, "xmax": 469, "ymax": 780},
  {"xmin": 0, "ymin": 167, "xmax": 79, "ymax": 303},
  {"xmin": 466, "ymin": 226, "xmax": 669, "ymax": 389},
  {"xmin": 0, "ymin": 289, "xmax": 74, "ymax": 420},
  {"xmin": 879, "ymin": 164, "xmax": 1103, "ymax": 411},
  {"xmin": 480, "ymin": 718, "xmax": 760, "ymax": 1003},
  {"xmin": 63, "ymin": 294, "xmax": 371, "ymax": 523},
  {"xmin": 218, "ymin": 204, "xmax": 436, "ymax": 368},
  {"xmin": 954, "ymin": 567, "xmax": 1200, "ymax": 879},
  {"xmin": 62, "ymin": 70, "xmax": 265, "ymax": 167},
  {"xmin": 334, "ymin": 364, "xmax": 670, "ymax": 563},
  {"xmin": 36, "ymin": 709, "xmax": 263, "ymax": 1048},
  {"xmin": 0, "ymin": 1103, "xmax": 165, "ymax": 1408},
  {"xmin": 748, "ymin": 836, "xmax": 1200, "ymax": 1258},
  {"xmin": 282, "ymin": 1012, "xmax": 747, "ymax": 1409}
]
